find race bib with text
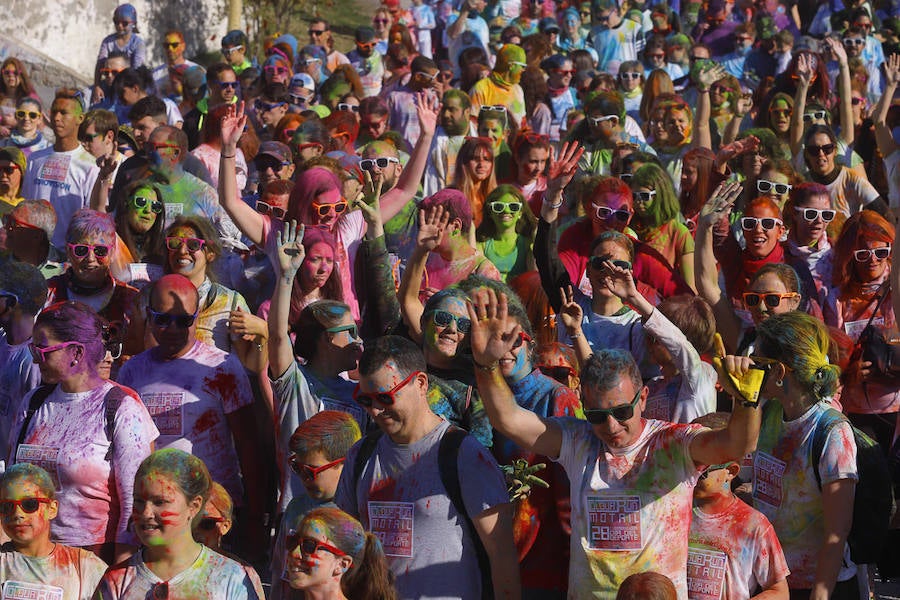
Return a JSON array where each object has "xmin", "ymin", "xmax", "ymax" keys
[
  {"xmin": 687, "ymin": 546, "xmax": 727, "ymax": 600},
  {"xmin": 585, "ymin": 493, "xmax": 642, "ymax": 551},
  {"xmin": 368, "ymin": 501, "xmax": 414, "ymax": 558}
]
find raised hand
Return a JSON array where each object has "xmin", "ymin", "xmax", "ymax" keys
[
  {"xmin": 717, "ymin": 135, "xmax": 760, "ymax": 163},
  {"xmin": 221, "ymin": 101, "xmax": 248, "ymax": 149},
  {"xmin": 416, "ymin": 204, "xmax": 450, "ymax": 252},
  {"xmin": 415, "ymin": 91, "xmax": 439, "ymax": 137},
  {"xmin": 501, "ymin": 459, "xmax": 550, "ymax": 502},
  {"xmin": 597, "ymin": 259, "xmax": 638, "ymax": 300},
  {"xmin": 96, "ymin": 154, "xmax": 118, "ymax": 180},
  {"xmin": 466, "ymin": 288, "xmax": 523, "ymax": 368},
  {"xmin": 699, "ymin": 180, "xmax": 741, "ymax": 227},
  {"xmin": 356, "ymin": 170, "xmax": 385, "ymax": 238},
  {"xmin": 558, "ymin": 286, "xmax": 584, "ymax": 333},
  {"xmin": 546, "ymin": 141, "xmax": 585, "ymax": 196},
  {"xmin": 824, "ymin": 36, "xmax": 848, "ymax": 66},
  {"xmin": 275, "ymin": 220, "xmax": 306, "ymax": 278},
  {"xmin": 229, "ymin": 307, "xmax": 268, "ymax": 341},
  {"xmin": 696, "ymin": 63, "xmax": 727, "ymax": 89},
  {"xmin": 735, "ymin": 93, "xmax": 753, "ymax": 117},
  {"xmin": 885, "ymin": 54, "xmax": 900, "ymax": 88},
  {"xmin": 795, "ymin": 53, "xmax": 814, "ymax": 87}
]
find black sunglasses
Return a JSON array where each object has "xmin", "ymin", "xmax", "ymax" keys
[
  {"xmin": 147, "ymin": 308, "xmax": 198, "ymax": 329},
  {"xmin": 197, "ymin": 516, "xmax": 226, "ymax": 531},
  {"xmin": 589, "ymin": 256, "xmax": 632, "ymax": 271},
  {"xmin": 583, "ymin": 387, "xmax": 642, "ymax": 424},
  {"xmin": 431, "ymin": 309, "xmax": 472, "ymax": 333}
]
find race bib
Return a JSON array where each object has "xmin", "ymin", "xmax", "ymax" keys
[
  {"xmin": 368, "ymin": 501, "xmax": 414, "ymax": 557},
  {"xmin": 164, "ymin": 203, "xmax": 184, "ymax": 223},
  {"xmin": 16, "ymin": 445, "xmax": 61, "ymax": 490},
  {"xmin": 845, "ymin": 317, "xmax": 884, "ymax": 339},
  {"xmin": 38, "ymin": 155, "xmax": 70, "ymax": 184},
  {"xmin": 143, "ymin": 392, "xmax": 185, "ymax": 436},
  {"xmin": 687, "ymin": 546, "xmax": 727, "ymax": 600},
  {"xmin": 753, "ymin": 451, "xmax": 786, "ymax": 508},
  {"xmin": 585, "ymin": 494, "xmax": 642, "ymax": 551},
  {"xmin": 2, "ymin": 581, "xmax": 64, "ymax": 600}
]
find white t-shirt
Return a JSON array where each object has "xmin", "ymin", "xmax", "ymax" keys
[
  {"xmin": 117, "ymin": 340, "xmax": 254, "ymax": 502},
  {"xmin": 0, "ymin": 543, "xmax": 108, "ymax": 600},
  {"xmin": 21, "ymin": 146, "xmax": 101, "ymax": 249},
  {"xmin": 555, "ymin": 418, "xmax": 705, "ymax": 599}
]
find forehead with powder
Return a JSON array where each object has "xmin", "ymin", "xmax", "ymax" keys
[{"xmin": 150, "ymin": 274, "xmax": 199, "ymax": 312}]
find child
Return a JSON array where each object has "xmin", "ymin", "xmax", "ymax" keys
[
  {"xmin": 0, "ymin": 463, "xmax": 107, "ymax": 599},
  {"xmin": 270, "ymin": 410, "xmax": 362, "ymax": 600},
  {"xmin": 688, "ymin": 413, "xmax": 790, "ymax": 600}
]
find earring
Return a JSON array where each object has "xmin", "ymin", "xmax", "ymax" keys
[
  {"xmin": 72, "ymin": 360, "xmax": 78, "ymax": 366},
  {"xmin": 775, "ymin": 379, "xmax": 783, "ymax": 387}
]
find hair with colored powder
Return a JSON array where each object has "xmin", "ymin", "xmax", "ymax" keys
[
  {"xmin": 831, "ymin": 210, "xmax": 895, "ymax": 292},
  {"xmin": 10, "ymin": 200, "xmax": 56, "ymax": 243},
  {"xmin": 535, "ymin": 341, "xmax": 580, "ymax": 377},
  {"xmin": 292, "ymin": 227, "xmax": 343, "ymax": 315},
  {"xmin": 629, "ymin": 163, "xmax": 679, "ymax": 228},
  {"xmin": 442, "ymin": 88, "xmax": 471, "ymax": 110},
  {"xmin": 639, "ymin": 69, "xmax": 674, "ymax": 126},
  {"xmin": 457, "ymin": 274, "xmax": 533, "ymax": 338},
  {"xmin": 616, "ymin": 572, "xmax": 677, "ymax": 600},
  {"xmin": 420, "ymin": 287, "xmax": 472, "ymax": 342},
  {"xmin": 590, "ymin": 230, "xmax": 635, "ymax": 261},
  {"xmin": 136, "ymin": 449, "xmax": 212, "ymax": 525},
  {"xmin": 752, "ymin": 263, "xmax": 801, "ymax": 295},
  {"xmin": 80, "ymin": 109, "xmax": 118, "ymax": 139},
  {"xmin": 680, "ymin": 147, "xmax": 717, "ymax": 218},
  {"xmin": 584, "ymin": 176, "xmax": 632, "ymax": 214},
  {"xmin": 581, "ymin": 349, "xmax": 642, "ymax": 398},
  {"xmin": 35, "ymin": 301, "xmax": 106, "ymax": 367},
  {"xmin": 296, "ymin": 507, "xmax": 397, "ymax": 600},
  {"xmin": 324, "ymin": 110, "xmax": 360, "ymax": 149},
  {"xmin": 289, "ymin": 410, "xmax": 362, "ymax": 460},
  {"xmin": 205, "ymin": 481, "xmax": 234, "ymax": 522},
  {"xmin": 509, "ymin": 271, "xmax": 556, "ymax": 346},
  {"xmin": 477, "ymin": 184, "xmax": 536, "ymax": 241},
  {"xmin": 274, "ymin": 114, "xmax": 304, "ymax": 146},
  {"xmin": 0, "ymin": 463, "xmax": 56, "ymax": 500},
  {"xmin": 286, "ymin": 166, "xmax": 343, "ymax": 226},
  {"xmin": 164, "ymin": 215, "xmax": 221, "ymax": 275},
  {"xmin": 657, "ymin": 295, "xmax": 716, "ymax": 354},
  {"xmin": 115, "ymin": 179, "xmax": 167, "ymax": 262},
  {"xmin": 756, "ymin": 311, "xmax": 841, "ymax": 402},
  {"xmin": 358, "ymin": 335, "xmax": 427, "ymax": 379},
  {"xmin": 420, "ymin": 188, "xmax": 474, "ymax": 233},
  {"xmin": 291, "ymin": 300, "xmax": 352, "ymax": 361},
  {"xmin": 66, "ymin": 208, "xmax": 116, "ymax": 247},
  {"xmin": 53, "ymin": 87, "xmax": 85, "ymax": 115},
  {"xmin": 201, "ymin": 103, "xmax": 232, "ymax": 144},
  {"xmin": 0, "ymin": 260, "xmax": 48, "ymax": 315}
]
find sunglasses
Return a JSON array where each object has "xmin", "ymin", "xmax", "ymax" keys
[
  {"xmin": 802, "ymin": 110, "xmax": 827, "ymax": 122},
  {"xmin": 106, "ymin": 340, "xmax": 124, "ymax": 360},
  {"xmin": 589, "ymin": 256, "xmax": 632, "ymax": 271},
  {"xmin": 854, "ymin": 22, "xmax": 873, "ymax": 29},
  {"xmin": 290, "ymin": 456, "xmax": 345, "ymax": 480},
  {"xmin": 4, "ymin": 214, "xmax": 40, "ymax": 232},
  {"xmin": 740, "ymin": 217, "xmax": 782, "ymax": 231},
  {"xmin": 632, "ymin": 190, "xmax": 656, "ymax": 203},
  {"xmin": 257, "ymin": 100, "xmax": 287, "ymax": 111},
  {"xmin": 742, "ymin": 292, "xmax": 800, "ymax": 308},
  {"xmin": 416, "ymin": 71, "xmax": 439, "ymax": 81},
  {"xmin": 619, "ymin": 72, "xmax": 641, "ymax": 80},
  {"xmin": 217, "ymin": 80, "xmax": 240, "ymax": 90},
  {"xmin": 165, "ymin": 41, "xmax": 182, "ymax": 49},
  {"xmin": 309, "ymin": 29, "xmax": 327, "ymax": 36},
  {"xmin": 28, "ymin": 341, "xmax": 83, "ymax": 364},
  {"xmin": 165, "ymin": 236, "xmax": 205, "ymax": 254},
  {"xmin": 794, "ymin": 207, "xmax": 835, "ymax": 223},
  {"xmin": 490, "ymin": 201, "xmax": 522, "ymax": 214},
  {"xmin": 100, "ymin": 68, "xmax": 123, "ymax": 78},
  {"xmin": 222, "ymin": 45, "xmax": 244, "ymax": 54},
  {"xmin": 805, "ymin": 143, "xmax": 836, "ymax": 156},
  {"xmin": 592, "ymin": 204, "xmax": 632, "ymax": 222},
  {"xmin": 256, "ymin": 200, "xmax": 286, "ymax": 219},
  {"xmin": 431, "ymin": 309, "xmax": 471, "ymax": 333},
  {"xmin": 537, "ymin": 364, "xmax": 576, "ymax": 382},
  {"xmin": 264, "ymin": 66, "xmax": 290, "ymax": 75},
  {"xmin": 583, "ymin": 386, "xmax": 642, "ymax": 424},
  {"xmin": 588, "ymin": 115, "xmax": 619, "ymax": 126},
  {"xmin": 354, "ymin": 370, "xmax": 422, "ymax": 407},
  {"xmin": 843, "ymin": 38, "xmax": 865, "ymax": 46},
  {"xmin": 132, "ymin": 195, "xmax": 164, "ymax": 214},
  {"xmin": 289, "ymin": 93, "xmax": 309, "ymax": 106},
  {"xmin": 768, "ymin": 107, "xmax": 791, "ymax": 117},
  {"xmin": 756, "ymin": 179, "xmax": 792, "ymax": 195},
  {"xmin": 360, "ymin": 157, "xmax": 400, "ymax": 171},
  {"xmin": 312, "ymin": 200, "xmax": 348, "ymax": 217},
  {"xmin": 146, "ymin": 141, "xmax": 180, "ymax": 154},
  {"xmin": 67, "ymin": 243, "xmax": 111, "ymax": 259},
  {"xmin": 15, "ymin": 110, "xmax": 40, "ymax": 120},
  {"xmin": 326, "ymin": 323, "xmax": 359, "ymax": 340},
  {"xmin": 553, "ymin": 68, "xmax": 576, "ymax": 75},
  {"xmin": 480, "ymin": 105, "xmax": 508, "ymax": 114},
  {"xmin": 0, "ymin": 165, "xmax": 20, "ymax": 176},
  {"xmin": 147, "ymin": 308, "xmax": 199, "ymax": 329},
  {"xmin": 79, "ymin": 132, "xmax": 104, "ymax": 145},
  {"xmin": 0, "ymin": 497, "xmax": 52, "ymax": 516},
  {"xmin": 337, "ymin": 103, "xmax": 359, "ymax": 113},
  {"xmin": 854, "ymin": 246, "xmax": 891, "ymax": 261},
  {"xmin": 2, "ymin": 69, "xmax": 19, "ymax": 77},
  {"xmin": 512, "ymin": 331, "xmax": 533, "ymax": 350},
  {"xmin": 698, "ymin": 462, "xmax": 732, "ymax": 480},
  {"xmin": 286, "ymin": 534, "xmax": 348, "ymax": 557},
  {"xmin": 851, "ymin": 97, "xmax": 865, "ymax": 106},
  {"xmin": 196, "ymin": 516, "xmax": 226, "ymax": 531}
]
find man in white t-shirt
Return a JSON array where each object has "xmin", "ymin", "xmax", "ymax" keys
[
  {"xmin": 117, "ymin": 274, "xmax": 266, "ymax": 560},
  {"xmin": 22, "ymin": 89, "xmax": 101, "ymax": 250},
  {"xmin": 467, "ymin": 288, "xmax": 764, "ymax": 599}
]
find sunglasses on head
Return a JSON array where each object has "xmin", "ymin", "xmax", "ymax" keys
[
  {"xmin": 337, "ymin": 103, "xmax": 359, "ymax": 113},
  {"xmin": 756, "ymin": 179, "xmax": 791, "ymax": 195},
  {"xmin": 166, "ymin": 236, "xmax": 206, "ymax": 252},
  {"xmin": 805, "ymin": 142, "xmax": 836, "ymax": 156},
  {"xmin": 854, "ymin": 246, "xmax": 891, "ymax": 261},
  {"xmin": 802, "ymin": 110, "xmax": 827, "ymax": 122},
  {"xmin": 583, "ymin": 386, "xmax": 642, "ymax": 424},
  {"xmin": 290, "ymin": 456, "xmax": 345, "ymax": 480},
  {"xmin": 0, "ymin": 497, "xmax": 52, "ymax": 516},
  {"xmin": 132, "ymin": 195, "xmax": 164, "ymax": 214},
  {"xmin": 592, "ymin": 204, "xmax": 632, "ymax": 222},
  {"xmin": 67, "ymin": 243, "xmax": 111, "ymax": 259},
  {"xmin": 256, "ymin": 200, "xmax": 287, "ymax": 219},
  {"xmin": 360, "ymin": 157, "xmax": 400, "ymax": 171},
  {"xmin": 740, "ymin": 216, "xmax": 782, "ymax": 231},
  {"xmin": 15, "ymin": 110, "xmax": 39, "ymax": 120},
  {"xmin": 589, "ymin": 256, "xmax": 632, "ymax": 271},
  {"xmin": 28, "ymin": 341, "xmax": 83, "ymax": 364},
  {"xmin": 742, "ymin": 291, "xmax": 799, "ymax": 308},
  {"xmin": 147, "ymin": 308, "xmax": 199, "ymax": 329},
  {"xmin": 312, "ymin": 200, "xmax": 348, "ymax": 217},
  {"xmin": 431, "ymin": 309, "xmax": 471, "ymax": 333},
  {"xmin": 490, "ymin": 201, "xmax": 522, "ymax": 214},
  {"xmin": 537, "ymin": 364, "xmax": 576, "ymax": 382},
  {"xmin": 794, "ymin": 206, "xmax": 835, "ymax": 223},
  {"xmin": 196, "ymin": 515, "xmax": 226, "ymax": 531},
  {"xmin": 632, "ymin": 190, "xmax": 656, "ymax": 203},
  {"xmin": 589, "ymin": 114, "xmax": 619, "ymax": 126},
  {"xmin": 353, "ymin": 370, "xmax": 422, "ymax": 407},
  {"xmin": 286, "ymin": 534, "xmax": 348, "ymax": 557}
]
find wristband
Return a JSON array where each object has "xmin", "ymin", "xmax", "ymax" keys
[
  {"xmin": 474, "ymin": 360, "xmax": 499, "ymax": 372},
  {"xmin": 222, "ymin": 154, "xmax": 236, "ymax": 158},
  {"xmin": 568, "ymin": 331, "xmax": 582, "ymax": 339},
  {"xmin": 543, "ymin": 193, "xmax": 563, "ymax": 209}
]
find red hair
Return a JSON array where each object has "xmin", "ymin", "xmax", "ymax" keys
[{"xmin": 832, "ymin": 211, "xmax": 895, "ymax": 292}]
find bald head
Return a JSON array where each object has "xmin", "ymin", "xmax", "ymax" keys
[{"xmin": 150, "ymin": 274, "xmax": 199, "ymax": 314}]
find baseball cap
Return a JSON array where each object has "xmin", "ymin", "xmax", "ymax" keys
[
  {"xmin": 222, "ymin": 30, "xmax": 248, "ymax": 48},
  {"xmin": 256, "ymin": 141, "xmax": 293, "ymax": 164},
  {"xmin": 290, "ymin": 73, "xmax": 316, "ymax": 92},
  {"xmin": 539, "ymin": 17, "xmax": 560, "ymax": 34},
  {"xmin": 0, "ymin": 147, "xmax": 26, "ymax": 174},
  {"xmin": 181, "ymin": 65, "xmax": 207, "ymax": 94},
  {"xmin": 356, "ymin": 27, "xmax": 376, "ymax": 44}
]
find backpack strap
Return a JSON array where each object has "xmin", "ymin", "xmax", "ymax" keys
[
  {"xmin": 15, "ymin": 384, "xmax": 57, "ymax": 455},
  {"xmin": 103, "ymin": 386, "xmax": 128, "ymax": 462},
  {"xmin": 810, "ymin": 407, "xmax": 847, "ymax": 490},
  {"xmin": 352, "ymin": 429, "xmax": 384, "ymax": 493},
  {"xmin": 439, "ymin": 425, "xmax": 494, "ymax": 600}
]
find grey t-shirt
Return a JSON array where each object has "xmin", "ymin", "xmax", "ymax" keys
[{"xmin": 335, "ymin": 419, "xmax": 509, "ymax": 600}]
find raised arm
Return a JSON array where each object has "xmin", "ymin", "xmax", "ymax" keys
[
  {"xmin": 721, "ymin": 94, "xmax": 753, "ymax": 146},
  {"xmin": 790, "ymin": 54, "xmax": 814, "ymax": 155},
  {"xmin": 825, "ymin": 37, "xmax": 854, "ymax": 147},
  {"xmin": 692, "ymin": 64, "xmax": 725, "ymax": 151},
  {"xmin": 219, "ymin": 102, "xmax": 267, "ymax": 245},
  {"xmin": 558, "ymin": 286, "xmax": 593, "ymax": 367},
  {"xmin": 398, "ymin": 205, "xmax": 450, "ymax": 341},
  {"xmin": 267, "ymin": 221, "xmax": 305, "ymax": 379},
  {"xmin": 874, "ymin": 54, "xmax": 900, "ymax": 161},
  {"xmin": 468, "ymin": 288, "xmax": 563, "ymax": 459},
  {"xmin": 89, "ymin": 155, "xmax": 118, "ymax": 212}
]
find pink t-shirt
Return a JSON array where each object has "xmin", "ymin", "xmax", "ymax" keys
[{"xmin": 8, "ymin": 382, "xmax": 158, "ymax": 546}]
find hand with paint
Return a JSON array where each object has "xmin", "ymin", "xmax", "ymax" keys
[
  {"xmin": 595, "ymin": 258, "xmax": 638, "ymax": 300},
  {"xmin": 229, "ymin": 307, "xmax": 267, "ymax": 342},
  {"xmin": 416, "ymin": 204, "xmax": 450, "ymax": 254},
  {"xmin": 357, "ymin": 170, "xmax": 385, "ymax": 240},
  {"xmin": 466, "ymin": 287, "xmax": 523, "ymax": 370},
  {"xmin": 501, "ymin": 458, "xmax": 550, "ymax": 502},
  {"xmin": 221, "ymin": 101, "xmax": 247, "ymax": 152},
  {"xmin": 96, "ymin": 154, "xmax": 118, "ymax": 181},
  {"xmin": 543, "ymin": 141, "xmax": 584, "ymax": 222},
  {"xmin": 699, "ymin": 180, "xmax": 740, "ymax": 229},
  {"xmin": 558, "ymin": 286, "xmax": 584, "ymax": 336},
  {"xmin": 415, "ymin": 90, "xmax": 439, "ymax": 138},
  {"xmin": 276, "ymin": 220, "xmax": 306, "ymax": 280}
]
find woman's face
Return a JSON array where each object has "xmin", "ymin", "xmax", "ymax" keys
[
  {"xmin": 132, "ymin": 471, "xmax": 201, "ymax": 548},
  {"xmin": 310, "ymin": 188, "xmax": 345, "ymax": 232},
  {"xmin": 488, "ymin": 192, "xmax": 523, "ymax": 232},
  {"xmin": 681, "ymin": 159, "xmax": 699, "ymax": 193},
  {"xmin": 746, "ymin": 272, "xmax": 800, "ymax": 324},
  {"xmin": 590, "ymin": 191, "xmax": 633, "ymax": 235},
  {"xmin": 743, "ymin": 203, "xmax": 784, "ymax": 259},
  {"xmin": 300, "ymin": 242, "xmax": 335, "ymax": 290},
  {"xmin": 68, "ymin": 231, "xmax": 113, "ymax": 287},
  {"xmin": 319, "ymin": 311, "xmax": 363, "ymax": 372},
  {"xmin": 467, "ymin": 147, "xmax": 494, "ymax": 183},
  {"xmin": 16, "ymin": 102, "xmax": 41, "ymax": 135},
  {"xmin": 2, "ymin": 63, "xmax": 20, "ymax": 90},
  {"xmin": 518, "ymin": 146, "xmax": 549, "ymax": 185},
  {"xmin": 791, "ymin": 193, "xmax": 832, "ymax": 246},
  {"xmin": 477, "ymin": 120, "xmax": 505, "ymax": 153},
  {"xmin": 192, "ymin": 499, "xmax": 229, "ymax": 549},
  {"xmin": 126, "ymin": 186, "xmax": 161, "ymax": 235},
  {"xmin": 650, "ymin": 107, "xmax": 668, "ymax": 143},
  {"xmin": 548, "ymin": 61, "xmax": 574, "ymax": 89},
  {"xmin": 588, "ymin": 240, "xmax": 632, "ymax": 298},
  {"xmin": 30, "ymin": 325, "xmax": 81, "ymax": 384},
  {"xmin": 563, "ymin": 15, "xmax": 580, "ymax": 36},
  {"xmin": 286, "ymin": 518, "xmax": 349, "ymax": 591},
  {"xmin": 768, "ymin": 100, "xmax": 791, "ymax": 134},
  {"xmin": 619, "ymin": 70, "xmax": 642, "ymax": 92},
  {"xmin": 0, "ymin": 479, "xmax": 57, "ymax": 550},
  {"xmin": 665, "ymin": 108, "xmax": 690, "ymax": 144},
  {"xmin": 265, "ymin": 62, "xmax": 291, "ymax": 86},
  {"xmin": 740, "ymin": 147, "xmax": 767, "ymax": 178},
  {"xmin": 167, "ymin": 225, "xmax": 211, "ymax": 281},
  {"xmin": 853, "ymin": 237, "xmax": 892, "ymax": 283},
  {"xmin": 709, "ymin": 80, "xmax": 731, "ymax": 106},
  {"xmin": 631, "ymin": 185, "xmax": 655, "ymax": 218},
  {"xmin": 423, "ymin": 296, "xmax": 469, "ymax": 362},
  {"xmin": 805, "ymin": 132, "xmax": 836, "ymax": 176}
]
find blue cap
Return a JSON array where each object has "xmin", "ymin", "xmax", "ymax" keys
[{"xmin": 113, "ymin": 4, "xmax": 138, "ymax": 32}]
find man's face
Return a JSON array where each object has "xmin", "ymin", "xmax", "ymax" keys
[
  {"xmin": 256, "ymin": 153, "xmax": 295, "ymax": 186},
  {"xmin": 100, "ymin": 57, "xmax": 128, "ymax": 90},
  {"xmin": 257, "ymin": 99, "xmax": 288, "ymax": 128},
  {"xmin": 843, "ymin": 34, "xmax": 865, "ymax": 58},
  {"xmin": 146, "ymin": 131, "xmax": 182, "ymax": 171},
  {"xmin": 411, "ymin": 68, "xmax": 439, "ymax": 91},
  {"xmin": 0, "ymin": 161, "xmax": 22, "ymax": 197},
  {"xmin": 132, "ymin": 116, "xmax": 162, "ymax": 149},
  {"xmin": 50, "ymin": 98, "xmax": 83, "ymax": 142},
  {"xmin": 211, "ymin": 70, "xmax": 239, "ymax": 104},
  {"xmin": 357, "ymin": 361, "xmax": 427, "ymax": 442},
  {"xmin": 148, "ymin": 283, "xmax": 199, "ymax": 358},
  {"xmin": 164, "ymin": 34, "xmax": 186, "ymax": 64},
  {"xmin": 221, "ymin": 43, "xmax": 245, "ymax": 66},
  {"xmin": 0, "ymin": 480, "xmax": 58, "ymax": 552},
  {"xmin": 583, "ymin": 375, "xmax": 646, "ymax": 449},
  {"xmin": 80, "ymin": 124, "xmax": 111, "ymax": 159},
  {"xmin": 361, "ymin": 144, "xmax": 401, "ymax": 191},
  {"xmin": 440, "ymin": 97, "xmax": 469, "ymax": 136},
  {"xmin": 360, "ymin": 112, "xmax": 389, "ymax": 140},
  {"xmin": 309, "ymin": 23, "xmax": 329, "ymax": 46}
]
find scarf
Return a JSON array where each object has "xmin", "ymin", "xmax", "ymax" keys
[{"xmin": 726, "ymin": 242, "xmax": 785, "ymax": 298}]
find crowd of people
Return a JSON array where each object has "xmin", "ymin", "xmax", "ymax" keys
[{"xmin": 1, "ymin": 0, "xmax": 900, "ymax": 597}]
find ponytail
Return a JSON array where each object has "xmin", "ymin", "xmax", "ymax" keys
[{"xmin": 342, "ymin": 532, "xmax": 397, "ymax": 600}]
